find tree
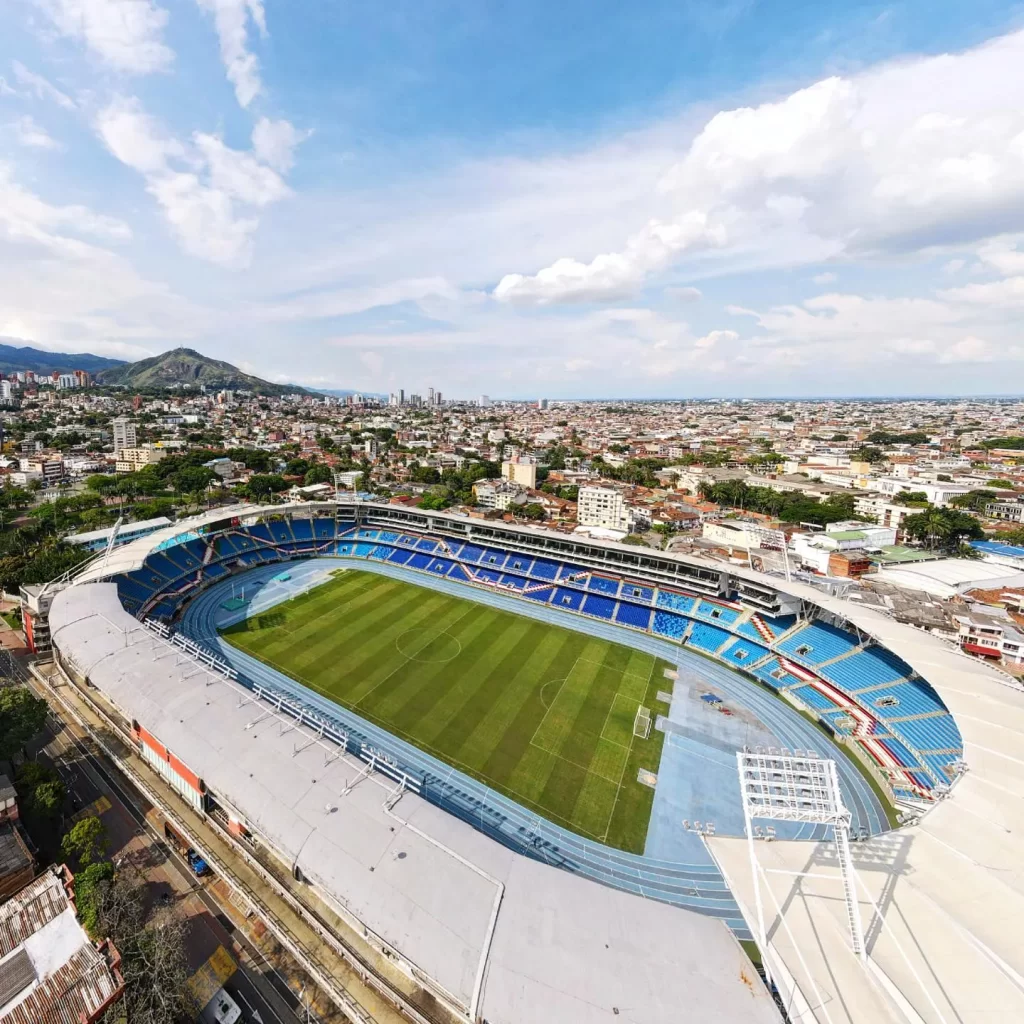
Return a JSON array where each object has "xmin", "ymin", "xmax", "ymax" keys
[
  {"xmin": 245, "ymin": 474, "xmax": 288, "ymax": 501},
  {"xmin": 304, "ymin": 463, "xmax": 333, "ymax": 486},
  {"xmin": 15, "ymin": 760, "xmax": 65, "ymax": 819},
  {"xmin": 0, "ymin": 687, "xmax": 48, "ymax": 760},
  {"xmin": 171, "ymin": 466, "xmax": 216, "ymax": 495},
  {"xmin": 851, "ymin": 445, "xmax": 885, "ymax": 464},
  {"xmin": 621, "ymin": 534, "xmax": 650, "ymax": 546},
  {"xmin": 74, "ymin": 861, "xmax": 116, "ymax": 937},
  {"xmin": 113, "ymin": 915, "xmax": 192, "ymax": 1024},
  {"xmin": 517, "ymin": 503, "xmax": 546, "ymax": 521},
  {"xmin": 62, "ymin": 815, "xmax": 108, "ymax": 866}
]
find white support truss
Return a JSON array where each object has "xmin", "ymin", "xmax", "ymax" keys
[{"xmin": 737, "ymin": 747, "xmax": 866, "ymax": 982}]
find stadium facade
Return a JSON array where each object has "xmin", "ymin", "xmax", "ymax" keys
[{"xmin": 42, "ymin": 500, "xmax": 1024, "ymax": 1023}]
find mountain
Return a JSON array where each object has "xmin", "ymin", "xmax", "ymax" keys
[
  {"xmin": 95, "ymin": 347, "xmax": 311, "ymax": 396},
  {"xmin": 0, "ymin": 341, "xmax": 127, "ymax": 375}
]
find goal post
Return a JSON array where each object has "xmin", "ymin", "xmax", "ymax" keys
[{"xmin": 633, "ymin": 705, "xmax": 651, "ymax": 739}]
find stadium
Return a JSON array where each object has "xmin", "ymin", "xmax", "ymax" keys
[{"xmin": 42, "ymin": 500, "xmax": 1024, "ymax": 1024}]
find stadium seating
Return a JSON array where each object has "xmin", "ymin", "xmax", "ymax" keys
[
  {"xmin": 120, "ymin": 515, "xmax": 965, "ymax": 799},
  {"xmin": 656, "ymin": 590, "xmax": 696, "ymax": 614},
  {"xmin": 723, "ymin": 641, "xmax": 768, "ymax": 666},
  {"xmin": 687, "ymin": 623, "xmax": 732, "ymax": 655},
  {"xmin": 652, "ymin": 610, "xmax": 687, "ymax": 640},
  {"xmin": 776, "ymin": 622, "xmax": 859, "ymax": 665},
  {"xmin": 820, "ymin": 646, "xmax": 911, "ymax": 691},
  {"xmin": 530, "ymin": 558, "xmax": 560, "ymax": 580},
  {"xmin": 620, "ymin": 583, "xmax": 654, "ymax": 605},
  {"xmin": 587, "ymin": 575, "xmax": 620, "ymax": 596},
  {"xmin": 582, "ymin": 594, "xmax": 616, "ymax": 620},
  {"xmin": 693, "ymin": 600, "xmax": 742, "ymax": 626},
  {"xmin": 790, "ymin": 685, "xmax": 842, "ymax": 713},
  {"xmin": 615, "ymin": 603, "xmax": 651, "ymax": 630},
  {"xmin": 553, "ymin": 587, "xmax": 585, "ymax": 611}
]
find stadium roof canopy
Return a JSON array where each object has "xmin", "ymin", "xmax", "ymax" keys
[
  {"xmin": 56, "ymin": 499, "xmax": 1024, "ymax": 1021},
  {"xmin": 50, "ymin": 582, "xmax": 777, "ymax": 1024}
]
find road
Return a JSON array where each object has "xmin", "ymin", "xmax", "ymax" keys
[{"xmin": 29, "ymin": 674, "xmax": 314, "ymax": 1024}]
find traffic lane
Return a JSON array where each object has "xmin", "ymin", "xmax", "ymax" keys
[{"xmin": 39, "ymin": 691, "xmax": 301, "ymax": 1024}]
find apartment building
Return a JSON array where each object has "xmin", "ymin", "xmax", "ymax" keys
[
  {"xmin": 111, "ymin": 417, "xmax": 137, "ymax": 454},
  {"xmin": 578, "ymin": 484, "xmax": 630, "ymax": 532},
  {"xmin": 115, "ymin": 447, "xmax": 165, "ymax": 473}
]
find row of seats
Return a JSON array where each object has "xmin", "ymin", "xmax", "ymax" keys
[{"xmin": 122, "ymin": 518, "xmax": 964, "ymax": 791}]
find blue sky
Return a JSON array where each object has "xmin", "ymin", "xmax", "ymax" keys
[{"xmin": 2, "ymin": 1, "xmax": 1024, "ymax": 397}]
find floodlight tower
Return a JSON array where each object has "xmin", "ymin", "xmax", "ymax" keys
[{"xmin": 737, "ymin": 747, "xmax": 866, "ymax": 986}]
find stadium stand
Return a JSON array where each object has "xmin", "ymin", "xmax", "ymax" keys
[{"xmin": 109, "ymin": 513, "xmax": 962, "ymax": 799}]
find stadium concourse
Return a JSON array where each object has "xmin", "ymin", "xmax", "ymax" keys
[{"xmin": 46, "ymin": 501, "xmax": 1024, "ymax": 1022}]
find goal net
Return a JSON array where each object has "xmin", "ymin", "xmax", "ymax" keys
[{"xmin": 633, "ymin": 705, "xmax": 652, "ymax": 739}]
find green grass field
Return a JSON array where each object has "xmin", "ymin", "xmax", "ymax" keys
[{"xmin": 221, "ymin": 568, "xmax": 669, "ymax": 852}]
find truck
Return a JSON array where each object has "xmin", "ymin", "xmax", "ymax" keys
[
  {"xmin": 199, "ymin": 986, "xmax": 242, "ymax": 1024},
  {"xmin": 164, "ymin": 821, "xmax": 212, "ymax": 877}
]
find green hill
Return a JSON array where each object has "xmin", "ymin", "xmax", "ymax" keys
[
  {"xmin": 95, "ymin": 347, "xmax": 309, "ymax": 396},
  {"xmin": 0, "ymin": 341, "xmax": 126, "ymax": 376}
]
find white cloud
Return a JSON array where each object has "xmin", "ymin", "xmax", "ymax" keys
[
  {"xmin": 95, "ymin": 96, "xmax": 300, "ymax": 267},
  {"xmin": 494, "ymin": 31, "xmax": 1024, "ymax": 304},
  {"xmin": 194, "ymin": 0, "xmax": 267, "ymax": 108},
  {"xmin": 0, "ymin": 162, "xmax": 130, "ymax": 243},
  {"xmin": 33, "ymin": 0, "xmax": 173, "ymax": 74},
  {"xmin": 251, "ymin": 117, "xmax": 304, "ymax": 172},
  {"xmin": 942, "ymin": 258, "xmax": 966, "ymax": 275},
  {"xmin": 10, "ymin": 116, "xmax": 60, "ymax": 150},
  {"xmin": 11, "ymin": 61, "xmax": 76, "ymax": 109},
  {"xmin": 812, "ymin": 271, "xmax": 837, "ymax": 284},
  {"xmin": 665, "ymin": 285, "xmax": 702, "ymax": 302},
  {"xmin": 938, "ymin": 335, "xmax": 999, "ymax": 364}
]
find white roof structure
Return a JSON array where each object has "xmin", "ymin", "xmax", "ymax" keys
[
  {"xmin": 701, "ymin": 573, "xmax": 1024, "ymax": 1023},
  {"xmin": 55, "ymin": 500, "xmax": 1024, "ymax": 1022},
  {"xmin": 50, "ymin": 583, "xmax": 776, "ymax": 1024},
  {"xmin": 872, "ymin": 557, "xmax": 1024, "ymax": 598}
]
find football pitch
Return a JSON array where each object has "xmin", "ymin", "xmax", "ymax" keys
[{"xmin": 220, "ymin": 568, "xmax": 669, "ymax": 852}]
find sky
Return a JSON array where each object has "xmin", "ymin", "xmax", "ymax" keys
[{"xmin": 2, "ymin": 1, "xmax": 1024, "ymax": 399}]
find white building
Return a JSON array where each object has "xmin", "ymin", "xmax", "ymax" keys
[
  {"xmin": 578, "ymin": 485, "xmax": 631, "ymax": 532},
  {"xmin": 876, "ymin": 477, "xmax": 969, "ymax": 507},
  {"xmin": 502, "ymin": 455, "xmax": 537, "ymax": 489},
  {"xmin": 111, "ymin": 417, "xmax": 136, "ymax": 454},
  {"xmin": 473, "ymin": 479, "xmax": 527, "ymax": 510},
  {"xmin": 56, "ymin": 373, "xmax": 76, "ymax": 389}
]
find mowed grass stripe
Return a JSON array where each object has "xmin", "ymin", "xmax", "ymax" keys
[
  {"xmin": 479, "ymin": 632, "xmax": 582, "ymax": 790},
  {"xmin": 221, "ymin": 568, "xmax": 671, "ymax": 853},
  {"xmin": 387, "ymin": 606, "xmax": 506, "ymax": 736},
  {"xmin": 249, "ymin": 583, "xmax": 405, "ymax": 663},
  {"xmin": 456, "ymin": 630, "xmax": 574, "ymax": 773}
]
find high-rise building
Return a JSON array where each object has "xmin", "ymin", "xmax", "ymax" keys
[
  {"xmin": 502, "ymin": 455, "xmax": 538, "ymax": 489},
  {"xmin": 399, "ymin": 389, "xmax": 405, "ymax": 405},
  {"xmin": 478, "ymin": 395, "xmax": 490, "ymax": 408},
  {"xmin": 578, "ymin": 485, "xmax": 630, "ymax": 532},
  {"xmin": 112, "ymin": 417, "xmax": 136, "ymax": 454},
  {"xmin": 538, "ymin": 398, "xmax": 549, "ymax": 410},
  {"xmin": 435, "ymin": 391, "xmax": 442, "ymax": 406}
]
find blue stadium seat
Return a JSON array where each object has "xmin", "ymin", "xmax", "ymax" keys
[
  {"xmin": 529, "ymin": 558, "xmax": 559, "ymax": 580},
  {"xmin": 723, "ymin": 641, "xmax": 767, "ymax": 666},
  {"xmin": 388, "ymin": 549, "xmax": 413, "ymax": 565},
  {"xmin": 620, "ymin": 583, "xmax": 654, "ymax": 604},
  {"xmin": 504, "ymin": 555, "xmax": 532, "ymax": 574},
  {"xmin": 693, "ymin": 600, "xmax": 741, "ymax": 625},
  {"xmin": 652, "ymin": 611, "xmax": 687, "ymax": 640},
  {"xmin": 499, "ymin": 574, "xmax": 527, "ymax": 590},
  {"xmin": 656, "ymin": 590, "xmax": 696, "ymax": 614},
  {"xmin": 587, "ymin": 575, "xmax": 620, "ymax": 596},
  {"xmin": 687, "ymin": 622, "xmax": 732, "ymax": 654},
  {"xmin": 524, "ymin": 586, "xmax": 553, "ymax": 603},
  {"xmin": 459, "ymin": 544, "xmax": 485, "ymax": 563},
  {"xmin": 248, "ymin": 524, "xmax": 273, "ymax": 544},
  {"xmin": 416, "ymin": 538, "xmax": 439, "ymax": 552},
  {"xmin": 291, "ymin": 520, "xmax": 314, "ymax": 542},
  {"xmin": 582, "ymin": 594, "xmax": 616, "ymax": 620},
  {"xmin": 447, "ymin": 563, "xmax": 471, "ymax": 582},
  {"xmin": 429, "ymin": 558, "xmax": 453, "ymax": 574},
  {"xmin": 821, "ymin": 647, "xmax": 911, "ymax": 691},
  {"xmin": 777, "ymin": 622, "xmax": 858, "ymax": 665},
  {"xmin": 553, "ymin": 587, "xmax": 585, "ymax": 611},
  {"xmin": 314, "ymin": 520, "xmax": 334, "ymax": 541},
  {"xmin": 791, "ymin": 685, "xmax": 841, "ymax": 713},
  {"xmin": 479, "ymin": 548, "xmax": 507, "ymax": 567},
  {"xmin": 615, "ymin": 603, "xmax": 651, "ymax": 630},
  {"xmin": 409, "ymin": 553, "xmax": 432, "ymax": 569},
  {"xmin": 749, "ymin": 657, "xmax": 802, "ymax": 690}
]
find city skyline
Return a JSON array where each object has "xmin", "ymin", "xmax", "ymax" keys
[{"xmin": 2, "ymin": 2, "xmax": 1024, "ymax": 397}]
